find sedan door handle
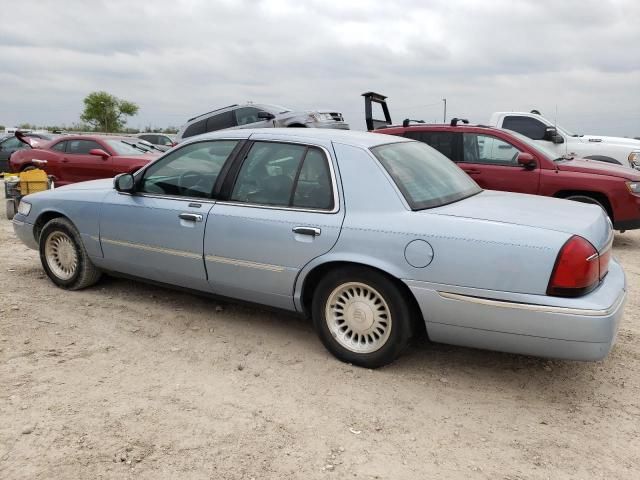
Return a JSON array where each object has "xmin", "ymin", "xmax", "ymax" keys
[
  {"xmin": 292, "ymin": 226, "xmax": 321, "ymax": 237},
  {"xmin": 179, "ymin": 213, "xmax": 203, "ymax": 222},
  {"xmin": 463, "ymin": 169, "xmax": 481, "ymax": 174}
]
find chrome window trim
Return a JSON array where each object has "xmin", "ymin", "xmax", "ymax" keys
[
  {"xmin": 226, "ymin": 142, "xmax": 340, "ymax": 214},
  {"xmin": 132, "ymin": 137, "xmax": 243, "ymax": 183},
  {"xmin": 117, "ymin": 138, "xmax": 340, "ymax": 213},
  {"xmin": 438, "ymin": 290, "xmax": 625, "ymax": 317}
]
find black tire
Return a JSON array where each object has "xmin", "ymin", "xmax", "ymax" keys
[
  {"xmin": 5, "ymin": 199, "xmax": 17, "ymax": 220},
  {"xmin": 22, "ymin": 165, "xmax": 36, "ymax": 172},
  {"xmin": 39, "ymin": 217, "xmax": 102, "ymax": 290},
  {"xmin": 312, "ymin": 266, "xmax": 413, "ymax": 368}
]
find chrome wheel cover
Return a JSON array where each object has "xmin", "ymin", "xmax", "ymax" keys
[
  {"xmin": 44, "ymin": 231, "xmax": 78, "ymax": 281},
  {"xmin": 325, "ymin": 282, "xmax": 392, "ymax": 354}
]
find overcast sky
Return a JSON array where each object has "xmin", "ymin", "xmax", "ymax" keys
[{"xmin": 1, "ymin": 0, "xmax": 639, "ymax": 135}]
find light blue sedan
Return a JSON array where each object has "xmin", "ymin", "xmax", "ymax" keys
[{"xmin": 12, "ymin": 129, "xmax": 626, "ymax": 367}]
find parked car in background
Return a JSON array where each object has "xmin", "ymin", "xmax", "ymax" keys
[
  {"xmin": 363, "ymin": 92, "xmax": 640, "ymax": 231},
  {"xmin": 136, "ymin": 133, "xmax": 177, "ymax": 151},
  {"xmin": 488, "ymin": 111, "xmax": 640, "ymax": 170},
  {"xmin": 0, "ymin": 133, "xmax": 55, "ymax": 173},
  {"xmin": 12, "ymin": 129, "xmax": 625, "ymax": 367},
  {"xmin": 10, "ymin": 135, "xmax": 159, "ymax": 186},
  {"xmin": 176, "ymin": 103, "xmax": 349, "ymax": 142}
]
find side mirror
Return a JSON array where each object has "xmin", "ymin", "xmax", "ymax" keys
[
  {"xmin": 544, "ymin": 127, "xmax": 564, "ymax": 144},
  {"xmin": 257, "ymin": 111, "xmax": 275, "ymax": 120},
  {"xmin": 114, "ymin": 173, "xmax": 135, "ymax": 193},
  {"xmin": 89, "ymin": 148, "xmax": 110, "ymax": 158},
  {"xmin": 517, "ymin": 152, "xmax": 537, "ymax": 169}
]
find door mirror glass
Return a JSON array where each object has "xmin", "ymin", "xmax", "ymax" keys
[
  {"xmin": 114, "ymin": 173, "xmax": 135, "ymax": 193},
  {"xmin": 517, "ymin": 152, "xmax": 537, "ymax": 169},
  {"xmin": 89, "ymin": 148, "xmax": 110, "ymax": 158}
]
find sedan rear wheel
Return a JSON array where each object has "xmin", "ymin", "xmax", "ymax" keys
[{"xmin": 312, "ymin": 267, "xmax": 413, "ymax": 368}]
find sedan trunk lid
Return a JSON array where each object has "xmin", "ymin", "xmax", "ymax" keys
[{"xmin": 429, "ymin": 190, "xmax": 612, "ymax": 251}]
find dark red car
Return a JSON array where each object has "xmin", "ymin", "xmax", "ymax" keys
[
  {"xmin": 379, "ymin": 123, "xmax": 640, "ymax": 230},
  {"xmin": 362, "ymin": 92, "xmax": 640, "ymax": 231},
  {"xmin": 10, "ymin": 135, "xmax": 159, "ymax": 186}
]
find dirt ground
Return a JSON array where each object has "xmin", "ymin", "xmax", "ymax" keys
[{"xmin": 1, "ymin": 213, "xmax": 639, "ymax": 480}]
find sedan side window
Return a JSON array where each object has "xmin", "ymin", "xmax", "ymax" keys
[
  {"xmin": 67, "ymin": 140, "xmax": 103, "ymax": 154},
  {"xmin": 1, "ymin": 137, "xmax": 24, "ymax": 150},
  {"xmin": 463, "ymin": 134, "xmax": 521, "ymax": 165},
  {"xmin": 52, "ymin": 141, "xmax": 67, "ymax": 152},
  {"xmin": 140, "ymin": 140, "xmax": 239, "ymax": 198},
  {"xmin": 206, "ymin": 111, "xmax": 237, "ymax": 132},
  {"xmin": 502, "ymin": 116, "xmax": 547, "ymax": 140},
  {"xmin": 230, "ymin": 142, "xmax": 334, "ymax": 210},
  {"xmin": 404, "ymin": 131, "xmax": 457, "ymax": 159},
  {"xmin": 235, "ymin": 107, "xmax": 264, "ymax": 126}
]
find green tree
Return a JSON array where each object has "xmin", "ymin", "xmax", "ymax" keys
[{"xmin": 80, "ymin": 91, "xmax": 139, "ymax": 133}]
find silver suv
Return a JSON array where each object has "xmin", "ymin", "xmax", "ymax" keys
[{"xmin": 176, "ymin": 103, "xmax": 349, "ymax": 142}]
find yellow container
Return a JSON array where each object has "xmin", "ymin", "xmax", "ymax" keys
[{"xmin": 19, "ymin": 169, "xmax": 49, "ymax": 195}]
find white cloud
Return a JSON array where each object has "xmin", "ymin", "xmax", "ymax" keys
[{"xmin": 0, "ymin": 0, "xmax": 638, "ymax": 135}]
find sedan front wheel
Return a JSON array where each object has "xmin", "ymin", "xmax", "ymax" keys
[
  {"xmin": 312, "ymin": 267, "xmax": 413, "ymax": 368},
  {"xmin": 39, "ymin": 217, "xmax": 102, "ymax": 290}
]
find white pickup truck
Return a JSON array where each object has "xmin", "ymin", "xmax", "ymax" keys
[{"xmin": 488, "ymin": 112, "xmax": 640, "ymax": 170}]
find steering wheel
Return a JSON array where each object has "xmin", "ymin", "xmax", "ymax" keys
[{"xmin": 178, "ymin": 170, "xmax": 204, "ymax": 195}]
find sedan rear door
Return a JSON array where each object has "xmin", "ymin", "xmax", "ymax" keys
[{"xmin": 203, "ymin": 138, "xmax": 344, "ymax": 310}]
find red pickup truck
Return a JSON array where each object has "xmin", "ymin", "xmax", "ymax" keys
[{"xmin": 363, "ymin": 93, "xmax": 640, "ymax": 231}]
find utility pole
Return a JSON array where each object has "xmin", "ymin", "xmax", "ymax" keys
[{"xmin": 442, "ymin": 98, "xmax": 447, "ymax": 123}]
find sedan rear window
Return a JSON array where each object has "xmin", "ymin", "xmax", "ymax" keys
[{"xmin": 371, "ymin": 141, "xmax": 481, "ymax": 210}]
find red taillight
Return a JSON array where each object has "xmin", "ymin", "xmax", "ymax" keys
[{"xmin": 547, "ymin": 235, "xmax": 601, "ymax": 297}]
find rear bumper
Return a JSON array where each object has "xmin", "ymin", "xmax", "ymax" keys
[{"xmin": 405, "ymin": 258, "xmax": 627, "ymax": 361}]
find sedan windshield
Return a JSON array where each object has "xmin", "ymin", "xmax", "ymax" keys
[
  {"xmin": 371, "ymin": 141, "xmax": 482, "ymax": 210},
  {"xmin": 105, "ymin": 139, "xmax": 150, "ymax": 155}
]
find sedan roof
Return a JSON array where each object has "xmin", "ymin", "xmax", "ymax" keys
[{"xmin": 186, "ymin": 128, "xmax": 413, "ymax": 149}]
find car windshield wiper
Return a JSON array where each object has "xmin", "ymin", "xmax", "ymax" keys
[
  {"xmin": 554, "ymin": 154, "xmax": 574, "ymax": 162},
  {"xmin": 122, "ymin": 140, "xmax": 156, "ymax": 153}
]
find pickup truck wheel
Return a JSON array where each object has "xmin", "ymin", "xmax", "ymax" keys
[
  {"xmin": 312, "ymin": 267, "xmax": 412, "ymax": 368},
  {"xmin": 39, "ymin": 217, "xmax": 102, "ymax": 290}
]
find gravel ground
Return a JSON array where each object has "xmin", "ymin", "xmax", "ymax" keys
[{"xmin": 1, "ymin": 212, "xmax": 639, "ymax": 479}]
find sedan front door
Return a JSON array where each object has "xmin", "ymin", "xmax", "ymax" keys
[
  {"xmin": 204, "ymin": 139, "xmax": 344, "ymax": 310},
  {"xmin": 63, "ymin": 139, "xmax": 113, "ymax": 183},
  {"xmin": 98, "ymin": 140, "xmax": 241, "ymax": 290}
]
